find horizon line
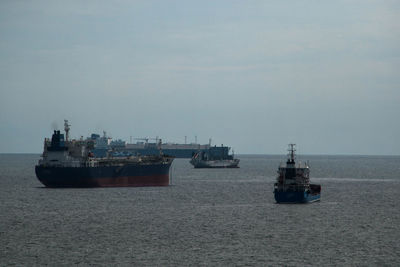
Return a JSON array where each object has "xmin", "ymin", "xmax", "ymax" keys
[{"xmin": 1, "ymin": 152, "xmax": 399, "ymax": 157}]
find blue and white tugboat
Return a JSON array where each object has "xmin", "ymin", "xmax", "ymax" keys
[{"xmin": 274, "ymin": 144, "xmax": 321, "ymax": 203}]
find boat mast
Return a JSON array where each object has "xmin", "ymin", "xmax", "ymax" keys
[
  {"xmin": 64, "ymin": 119, "xmax": 70, "ymax": 141},
  {"xmin": 158, "ymin": 138, "xmax": 163, "ymax": 156},
  {"xmin": 287, "ymin": 143, "xmax": 296, "ymax": 164}
]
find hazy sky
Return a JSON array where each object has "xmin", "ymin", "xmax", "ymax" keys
[{"xmin": 0, "ymin": 0, "xmax": 399, "ymax": 155}]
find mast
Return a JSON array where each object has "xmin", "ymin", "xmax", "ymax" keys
[
  {"xmin": 64, "ymin": 120, "xmax": 70, "ymax": 141},
  {"xmin": 158, "ymin": 138, "xmax": 163, "ymax": 156},
  {"xmin": 287, "ymin": 143, "xmax": 296, "ymax": 164}
]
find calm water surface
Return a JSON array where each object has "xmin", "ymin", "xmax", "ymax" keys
[{"xmin": 1, "ymin": 154, "xmax": 399, "ymax": 266}]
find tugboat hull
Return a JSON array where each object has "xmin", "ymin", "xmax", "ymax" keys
[
  {"xmin": 274, "ymin": 190, "xmax": 320, "ymax": 203},
  {"xmin": 35, "ymin": 163, "xmax": 171, "ymax": 188}
]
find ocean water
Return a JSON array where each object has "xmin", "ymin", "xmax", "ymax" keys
[{"xmin": 1, "ymin": 154, "xmax": 399, "ymax": 266}]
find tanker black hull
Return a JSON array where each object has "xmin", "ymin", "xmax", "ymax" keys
[{"xmin": 35, "ymin": 163, "xmax": 171, "ymax": 188}]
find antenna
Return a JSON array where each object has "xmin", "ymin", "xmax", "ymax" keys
[{"xmin": 64, "ymin": 120, "xmax": 70, "ymax": 141}]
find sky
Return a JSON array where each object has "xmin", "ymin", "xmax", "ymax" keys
[{"xmin": 0, "ymin": 0, "xmax": 399, "ymax": 155}]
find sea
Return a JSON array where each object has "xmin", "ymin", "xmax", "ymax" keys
[{"xmin": 1, "ymin": 154, "xmax": 399, "ymax": 266}]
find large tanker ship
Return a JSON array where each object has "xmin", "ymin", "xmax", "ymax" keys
[
  {"xmin": 90, "ymin": 134, "xmax": 210, "ymax": 158},
  {"xmin": 35, "ymin": 120, "xmax": 173, "ymax": 188}
]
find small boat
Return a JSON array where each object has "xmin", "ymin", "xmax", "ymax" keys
[
  {"xmin": 190, "ymin": 145, "xmax": 239, "ymax": 168},
  {"xmin": 273, "ymin": 144, "xmax": 321, "ymax": 203}
]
